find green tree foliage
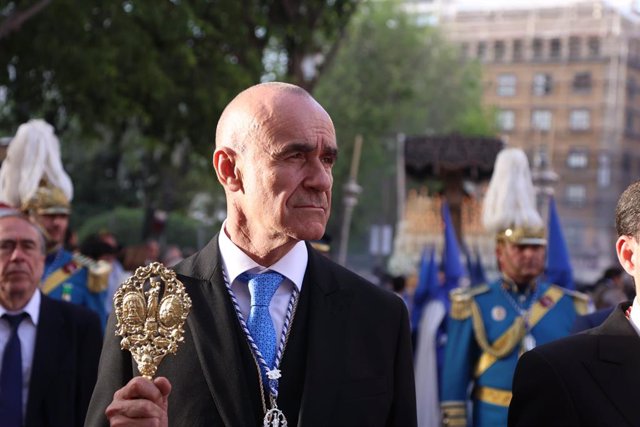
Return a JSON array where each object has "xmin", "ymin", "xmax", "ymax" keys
[
  {"xmin": 0, "ymin": 0, "xmax": 359, "ymax": 228},
  {"xmin": 1, "ymin": 0, "xmax": 263, "ymax": 221},
  {"xmin": 76, "ymin": 206, "xmax": 215, "ymax": 250},
  {"xmin": 314, "ymin": 1, "xmax": 494, "ymax": 256}
]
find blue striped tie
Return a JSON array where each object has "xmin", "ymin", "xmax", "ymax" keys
[
  {"xmin": 0, "ymin": 313, "xmax": 28, "ymax": 427},
  {"xmin": 244, "ymin": 272, "xmax": 284, "ymax": 369}
]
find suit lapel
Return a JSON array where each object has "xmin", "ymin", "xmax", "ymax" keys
[
  {"xmin": 174, "ymin": 236, "xmax": 258, "ymax": 426},
  {"xmin": 25, "ymin": 295, "xmax": 66, "ymax": 424},
  {"xmin": 297, "ymin": 247, "xmax": 354, "ymax": 426},
  {"xmin": 584, "ymin": 303, "xmax": 640, "ymax": 425}
]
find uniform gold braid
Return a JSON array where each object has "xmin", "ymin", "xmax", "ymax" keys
[
  {"xmin": 470, "ymin": 300, "xmax": 525, "ymax": 358},
  {"xmin": 72, "ymin": 253, "xmax": 111, "ymax": 293},
  {"xmin": 449, "ymin": 285, "xmax": 489, "ymax": 320},
  {"xmin": 441, "ymin": 401, "xmax": 467, "ymax": 427},
  {"xmin": 562, "ymin": 288, "xmax": 591, "ymax": 315}
]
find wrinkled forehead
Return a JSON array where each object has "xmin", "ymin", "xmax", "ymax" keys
[{"xmin": 0, "ymin": 216, "xmax": 42, "ymax": 240}]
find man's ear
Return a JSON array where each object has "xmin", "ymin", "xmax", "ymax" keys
[
  {"xmin": 213, "ymin": 148, "xmax": 242, "ymax": 192},
  {"xmin": 616, "ymin": 235, "xmax": 637, "ymax": 276}
]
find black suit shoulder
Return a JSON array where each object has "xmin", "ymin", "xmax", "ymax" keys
[
  {"xmin": 43, "ymin": 293, "xmax": 102, "ymax": 324},
  {"xmin": 312, "ymin": 250, "xmax": 405, "ymax": 306},
  {"xmin": 509, "ymin": 303, "xmax": 638, "ymax": 427}
]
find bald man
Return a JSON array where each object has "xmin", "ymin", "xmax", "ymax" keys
[{"xmin": 86, "ymin": 82, "xmax": 417, "ymax": 427}]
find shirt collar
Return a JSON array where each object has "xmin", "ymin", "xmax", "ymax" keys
[
  {"xmin": 629, "ymin": 296, "xmax": 640, "ymax": 337},
  {"xmin": 218, "ymin": 222, "xmax": 307, "ymax": 291},
  {"xmin": 0, "ymin": 288, "xmax": 41, "ymax": 325}
]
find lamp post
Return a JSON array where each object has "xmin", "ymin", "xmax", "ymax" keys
[{"xmin": 338, "ymin": 135, "xmax": 363, "ymax": 266}]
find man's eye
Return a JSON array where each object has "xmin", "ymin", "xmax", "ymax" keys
[
  {"xmin": 0, "ymin": 242, "xmax": 15, "ymax": 251},
  {"xmin": 322, "ymin": 156, "xmax": 336, "ymax": 166}
]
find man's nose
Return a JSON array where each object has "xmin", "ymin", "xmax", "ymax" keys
[
  {"xmin": 305, "ymin": 158, "xmax": 332, "ymax": 191},
  {"xmin": 10, "ymin": 246, "xmax": 27, "ymax": 261}
]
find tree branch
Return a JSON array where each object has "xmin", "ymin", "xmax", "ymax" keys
[{"xmin": 0, "ymin": 0, "xmax": 53, "ymax": 40}]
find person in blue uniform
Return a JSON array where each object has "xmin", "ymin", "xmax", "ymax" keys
[
  {"xmin": 0, "ymin": 120, "xmax": 109, "ymax": 327},
  {"xmin": 27, "ymin": 184, "xmax": 108, "ymax": 325},
  {"xmin": 439, "ymin": 148, "xmax": 590, "ymax": 427}
]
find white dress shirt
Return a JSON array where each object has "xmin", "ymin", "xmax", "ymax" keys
[
  {"xmin": 218, "ymin": 224, "xmax": 308, "ymax": 346},
  {"xmin": 0, "ymin": 289, "xmax": 40, "ymax": 417}
]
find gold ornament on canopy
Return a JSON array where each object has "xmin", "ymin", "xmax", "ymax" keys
[{"xmin": 113, "ymin": 262, "xmax": 192, "ymax": 379}]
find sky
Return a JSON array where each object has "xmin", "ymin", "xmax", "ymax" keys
[{"xmin": 453, "ymin": 0, "xmax": 636, "ymax": 11}]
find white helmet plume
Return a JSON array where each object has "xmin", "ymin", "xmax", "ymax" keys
[
  {"xmin": 482, "ymin": 148, "xmax": 543, "ymax": 235},
  {"xmin": 0, "ymin": 119, "xmax": 73, "ymax": 208}
]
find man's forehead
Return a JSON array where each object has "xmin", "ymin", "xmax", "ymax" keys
[{"xmin": 0, "ymin": 216, "xmax": 40, "ymax": 237}]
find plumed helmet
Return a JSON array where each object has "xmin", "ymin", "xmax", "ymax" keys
[
  {"xmin": 0, "ymin": 119, "xmax": 73, "ymax": 215},
  {"xmin": 482, "ymin": 148, "xmax": 546, "ymax": 245}
]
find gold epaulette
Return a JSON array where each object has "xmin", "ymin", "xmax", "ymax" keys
[
  {"xmin": 441, "ymin": 401, "xmax": 467, "ymax": 427},
  {"xmin": 555, "ymin": 285, "xmax": 592, "ymax": 315},
  {"xmin": 449, "ymin": 284, "xmax": 490, "ymax": 320},
  {"xmin": 72, "ymin": 253, "xmax": 111, "ymax": 293}
]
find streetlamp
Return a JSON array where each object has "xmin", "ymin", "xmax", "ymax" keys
[{"xmin": 338, "ymin": 135, "xmax": 363, "ymax": 266}]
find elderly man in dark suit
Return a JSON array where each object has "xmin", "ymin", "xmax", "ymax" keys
[
  {"xmin": 0, "ymin": 213, "xmax": 102, "ymax": 427},
  {"xmin": 509, "ymin": 180, "xmax": 640, "ymax": 426},
  {"xmin": 86, "ymin": 82, "xmax": 417, "ymax": 427}
]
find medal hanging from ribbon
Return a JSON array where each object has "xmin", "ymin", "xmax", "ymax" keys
[{"xmin": 223, "ymin": 270, "xmax": 299, "ymax": 427}]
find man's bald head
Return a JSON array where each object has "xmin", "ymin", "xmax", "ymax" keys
[
  {"xmin": 211, "ymin": 81, "xmax": 337, "ymax": 265},
  {"xmin": 215, "ymin": 82, "xmax": 318, "ymax": 152}
]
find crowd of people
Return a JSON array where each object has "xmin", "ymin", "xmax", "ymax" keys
[{"xmin": 0, "ymin": 82, "xmax": 638, "ymax": 427}]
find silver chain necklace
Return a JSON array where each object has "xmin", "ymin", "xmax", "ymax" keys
[{"xmin": 499, "ymin": 280, "xmax": 540, "ymax": 351}]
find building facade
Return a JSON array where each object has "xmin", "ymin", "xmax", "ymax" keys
[{"xmin": 437, "ymin": 0, "xmax": 640, "ymax": 283}]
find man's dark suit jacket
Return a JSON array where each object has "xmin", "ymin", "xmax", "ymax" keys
[
  {"xmin": 85, "ymin": 236, "xmax": 417, "ymax": 427},
  {"xmin": 25, "ymin": 293, "xmax": 103, "ymax": 426},
  {"xmin": 509, "ymin": 301, "xmax": 639, "ymax": 426},
  {"xmin": 571, "ymin": 306, "xmax": 614, "ymax": 333}
]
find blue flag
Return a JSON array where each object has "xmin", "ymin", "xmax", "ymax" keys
[
  {"xmin": 411, "ymin": 246, "xmax": 436, "ymax": 334},
  {"xmin": 473, "ymin": 251, "xmax": 487, "ymax": 286},
  {"xmin": 545, "ymin": 196, "xmax": 574, "ymax": 289},
  {"xmin": 466, "ymin": 247, "xmax": 486, "ymax": 286},
  {"xmin": 441, "ymin": 201, "xmax": 463, "ymax": 293}
]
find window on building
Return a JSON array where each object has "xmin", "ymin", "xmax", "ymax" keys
[
  {"xmin": 626, "ymin": 108, "xmax": 635, "ymax": 134},
  {"xmin": 533, "ymin": 38, "xmax": 544, "ymax": 60},
  {"xmin": 588, "ymin": 36, "xmax": 600, "ymax": 57},
  {"xmin": 550, "ymin": 38, "xmax": 562, "ymax": 59},
  {"xmin": 628, "ymin": 77, "xmax": 637, "ymax": 101},
  {"xmin": 513, "ymin": 39, "xmax": 523, "ymax": 62},
  {"xmin": 569, "ymin": 36, "xmax": 581, "ymax": 59},
  {"xmin": 564, "ymin": 224, "xmax": 584, "ymax": 250},
  {"xmin": 567, "ymin": 149, "xmax": 588, "ymax": 168},
  {"xmin": 532, "ymin": 73, "xmax": 552, "ymax": 95},
  {"xmin": 494, "ymin": 40, "xmax": 506, "ymax": 62},
  {"xmin": 570, "ymin": 109, "xmax": 591, "ymax": 130},
  {"xmin": 598, "ymin": 153, "xmax": 611, "ymax": 188},
  {"xmin": 497, "ymin": 74, "xmax": 517, "ymax": 96},
  {"xmin": 531, "ymin": 109, "xmax": 552, "ymax": 131},
  {"xmin": 573, "ymin": 72, "xmax": 592, "ymax": 93},
  {"xmin": 566, "ymin": 184, "xmax": 587, "ymax": 206},
  {"xmin": 477, "ymin": 41, "xmax": 487, "ymax": 60},
  {"xmin": 497, "ymin": 110, "xmax": 515, "ymax": 131}
]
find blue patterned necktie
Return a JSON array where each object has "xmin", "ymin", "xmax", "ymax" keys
[
  {"xmin": 0, "ymin": 312, "xmax": 28, "ymax": 427},
  {"xmin": 244, "ymin": 272, "xmax": 284, "ymax": 369}
]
